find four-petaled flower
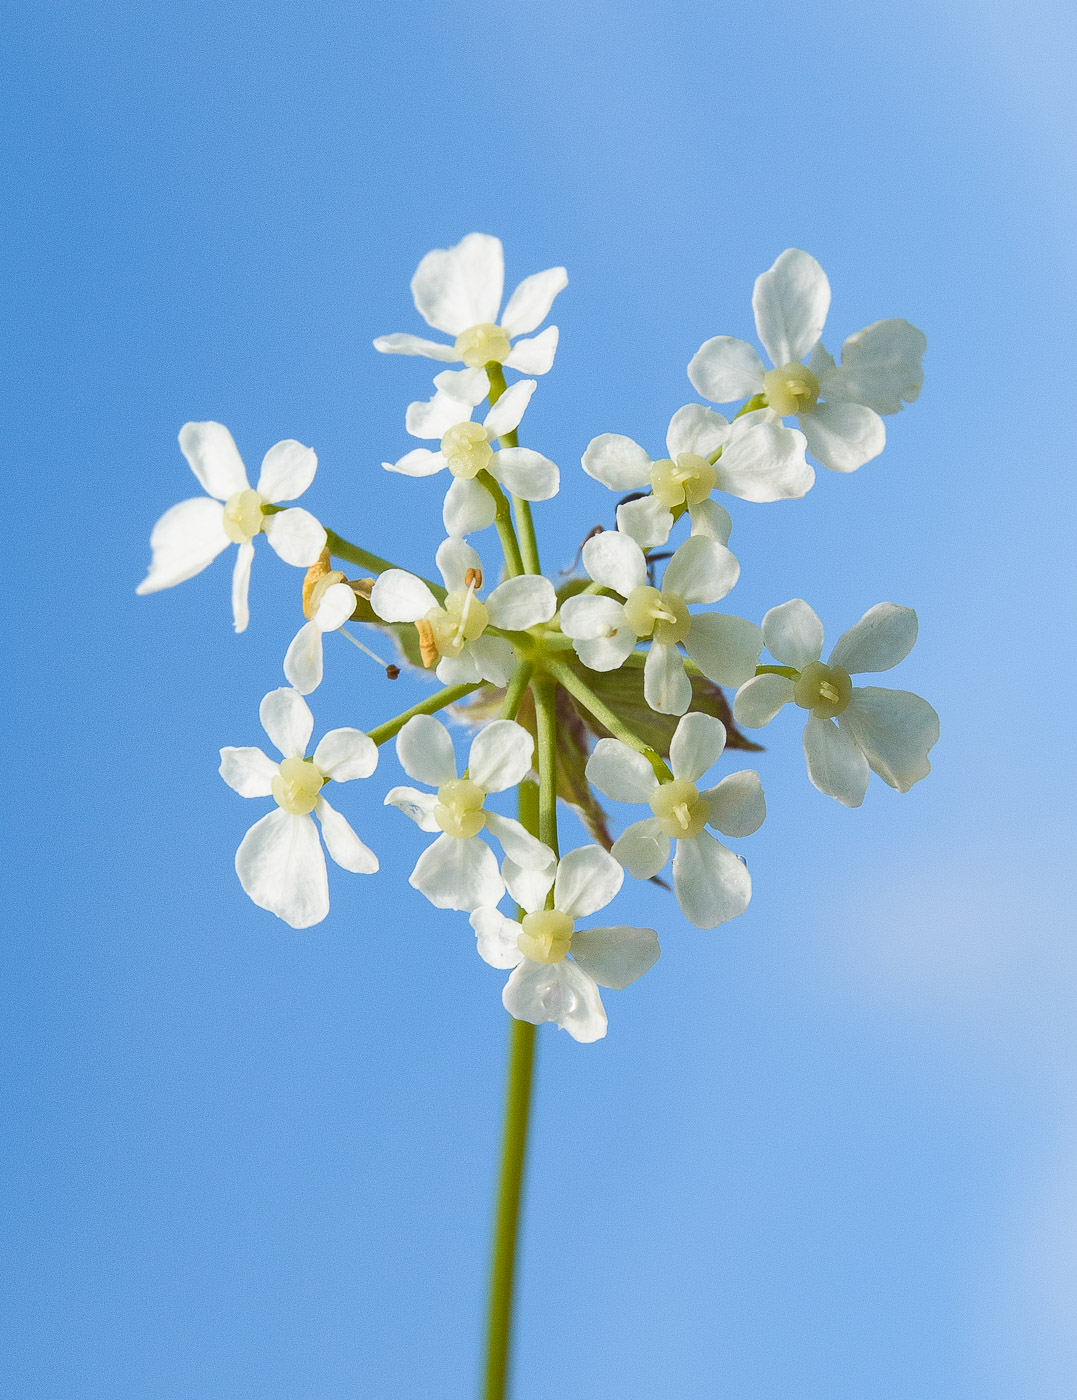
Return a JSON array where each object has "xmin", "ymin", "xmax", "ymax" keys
[
  {"xmin": 470, "ymin": 846, "xmax": 660, "ymax": 1043},
  {"xmin": 283, "ymin": 553, "xmax": 361, "ymax": 695},
  {"xmin": 219, "ymin": 688, "xmax": 379, "ymax": 928},
  {"xmin": 733, "ymin": 599, "xmax": 940, "ymax": 807}
]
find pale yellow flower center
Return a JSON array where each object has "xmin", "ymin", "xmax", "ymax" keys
[
  {"xmin": 517, "ymin": 909, "xmax": 574, "ymax": 965},
  {"xmin": 793, "ymin": 660, "xmax": 852, "ymax": 719},
  {"xmin": 762, "ymin": 361, "xmax": 819, "ymax": 417},
  {"xmin": 649, "ymin": 452, "xmax": 717, "ymax": 508},
  {"xmin": 649, "ymin": 777, "xmax": 709, "ymax": 838},
  {"xmin": 453, "ymin": 322, "xmax": 511, "ymax": 368},
  {"xmin": 271, "ymin": 755, "xmax": 324, "ymax": 815},
  {"xmin": 422, "ymin": 585, "xmax": 490, "ymax": 661},
  {"xmin": 441, "ymin": 420, "xmax": 493, "ymax": 479},
  {"xmin": 623, "ymin": 585, "xmax": 691, "ymax": 644},
  {"xmin": 434, "ymin": 777, "xmax": 487, "ymax": 839},
  {"xmin": 221, "ymin": 488, "xmax": 265, "ymax": 543}
]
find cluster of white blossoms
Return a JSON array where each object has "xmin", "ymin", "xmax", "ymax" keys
[{"xmin": 139, "ymin": 234, "xmax": 938, "ymax": 1043}]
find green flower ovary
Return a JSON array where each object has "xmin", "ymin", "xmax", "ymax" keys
[
  {"xmin": 453, "ymin": 322, "xmax": 511, "ymax": 368},
  {"xmin": 517, "ymin": 909, "xmax": 573, "ymax": 965},
  {"xmin": 623, "ymin": 585, "xmax": 690, "ymax": 644},
  {"xmin": 793, "ymin": 660, "xmax": 852, "ymax": 719},
  {"xmin": 762, "ymin": 361, "xmax": 819, "ymax": 417},
  {"xmin": 649, "ymin": 453, "xmax": 717, "ymax": 508},
  {"xmin": 272, "ymin": 756, "xmax": 324, "ymax": 815},
  {"xmin": 649, "ymin": 777, "xmax": 709, "ymax": 838},
  {"xmin": 434, "ymin": 778, "xmax": 487, "ymax": 839},
  {"xmin": 222, "ymin": 488, "xmax": 265, "ymax": 543},
  {"xmin": 441, "ymin": 421, "xmax": 493, "ymax": 478}
]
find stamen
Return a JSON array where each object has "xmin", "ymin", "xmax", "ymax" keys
[
  {"xmin": 340, "ymin": 627, "xmax": 399, "ymax": 678},
  {"xmin": 453, "ymin": 579, "xmax": 479, "ymax": 648}
]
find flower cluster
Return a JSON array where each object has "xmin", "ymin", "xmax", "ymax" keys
[{"xmin": 139, "ymin": 235, "xmax": 937, "ymax": 1042}]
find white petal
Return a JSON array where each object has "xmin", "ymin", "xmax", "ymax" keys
[
  {"xmin": 732, "ymin": 673, "xmax": 794, "ymax": 728},
  {"xmin": 580, "ymin": 434, "xmax": 652, "ymax": 492},
  {"xmin": 616, "ymin": 496, "xmax": 673, "ymax": 549},
  {"xmin": 486, "ymin": 575, "xmax": 556, "ymax": 630},
  {"xmin": 828, "ymin": 602, "xmax": 918, "ymax": 675},
  {"xmin": 231, "ymin": 539, "xmax": 254, "ymax": 633},
  {"xmin": 582, "ymin": 531, "xmax": 647, "ymax": 597},
  {"xmin": 432, "ymin": 366, "xmax": 491, "ymax": 403},
  {"xmin": 503, "ymin": 858, "xmax": 555, "ymax": 914},
  {"xmin": 502, "ymin": 326, "xmax": 558, "ymax": 374},
  {"xmin": 662, "ymin": 534, "xmax": 739, "ymax": 605},
  {"xmin": 825, "ymin": 318, "xmax": 927, "ymax": 414},
  {"xmin": 384, "ymin": 447, "xmax": 448, "ymax": 477},
  {"xmin": 644, "ymin": 642, "xmax": 692, "ymax": 716},
  {"xmin": 490, "ymin": 448, "xmax": 559, "ymax": 501},
  {"xmin": 684, "ymin": 613, "xmax": 763, "ymax": 688},
  {"xmin": 687, "ymin": 337, "xmax": 766, "ymax": 403},
  {"xmin": 178, "ymin": 421, "xmax": 249, "ymax": 499},
  {"xmin": 669, "ymin": 711, "xmax": 727, "ymax": 783},
  {"xmin": 218, "ymin": 746, "xmax": 277, "ymax": 798},
  {"xmin": 714, "ymin": 421, "xmax": 814, "ymax": 503},
  {"xmin": 410, "ymin": 833, "xmax": 504, "ymax": 912},
  {"xmin": 560, "ymin": 595, "xmax": 636, "ymax": 672},
  {"xmin": 502, "ymin": 958, "xmax": 607, "ymax": 1043},
  {"xmin": 703, "ymin": 769, "xmax": 765, "ymax": 837},
  {"xmin": 262, "ymin": 508, "xmax": 327, "ymax": 567},
  {"xmin": 762, "ymin": 598, "xmax": 824, "ymax": 668},
  {"xmin": 396, "ymin": 714, "xmax": 456, "ymax": 786},
  {"xmin": 260, "ymin": 686, "xmax": 314, "ymax": 759},
  {"xmin": 484, "ymin": 812, "xmax": 555, "ymax": 869},
  {"xmin": 752, "ymin": 248, "xmax": 830, "ymax": 367},
  {"xmin": 136, "ymin": 497, "xmax": 231, "ymax": 594},
  {"xmin": 470, "ymin": 907, "xmax": 524, "ymax": 969},
  {"xmin": 500, "ymin": 266, "xmax": 568, "ymax": 338},
  {"xmin": 570, "ymin": 925, "xmax": 660, "ymax": 990},
  {"xmin": 405, "ymin": 389, "xmax": 476, "ymax": 441},
  {"xmin": 235, "ymin": 809, "xmax": 329, "ymax": 928},
  {"xmin": 468, "ymin": 720, "xmax": 534, "ymax": 793},
  {"xmin": 799, "ymin": 400, "xmax": 885, "ymax": 473},
  {"xmin": 435, "ymin": 536, "xmax": 482, "ymax": 592},
  {"xmin": 314, "ymin": 581, "xmax": 358, "ymax": 632},
  {"xmin": 316, "ymin": 795, "xmax": 378, "ymax": 873},
  {"xmin": 802, "ymin": 714, "xmax": 869, "ymax": 807},
  {"xmin": 383, "ymin": 785, "xmax": 440, "ymax": 832},
  {"xmin": 411, "ymin": 232, "xmax": 504, "ymax": 335},
  {"xmin": 372, "ymin": 333, "xmax": 458, "ymax": 361},
  {"xmin": 838, "ymin": 688, "xmax": 939, "ymax": 793},
  {"xmin": 666, "ymin": 403, "xmax": 730, "ymax": 458},
  {"xmin": 370, "ymin": 569, "xmax": 438, "ymax": 623},
  {"xmin": 672, "ymin": 830, "xmax": 752, "ymax": 929},
  {"xmin": 283, "ymin": 620, "xmax": 324, "ymax": 695},
  {"xmin": 469, "ymin": 635, "xmax": 517, "ymax": 686},
  {"xmin": 436, "ymin": 650, "xmax": 482, "ymax": 685},
  {"xmin": 443, "ymin": 476, "xmax": 497, "ymax": 535},
  {"xmin": 808, "ymin": 342, "xmax": 837, "ymax": 377},
  {"xmin": 483, "ymin": 379, "xmax": 537, "ymax": 439},
  {"xmin": 554, "ymin": 845, "xmax": 623, "ymax": 919},
  {"xmin": 611, "ymin": 817, "xmax": 670, "ymax": 881},
  {"xmin": 585, "ymin": 738, "xmax": 658, "ymax": 804},
  {"xmin": 688, "ymin": 499, "xmax": 732, "ymax": 545},
  {"xmin": 256, "ymin": 440, "xmax": 317, "ymax": 502},
  {"xmin": 313, "ymin": 727, "xmax": 377, "ymax": 781}
]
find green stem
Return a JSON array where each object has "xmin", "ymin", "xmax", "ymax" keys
[
  {"xmin": 477, "ymin": 470, "xmax": 526, "ymax": 579},
  {"xmin": 532, "ymin": 674, "xmax": 560, "ymax": 857},
  {"xmin": 486, "ymin": 362, "xmax": 542, "ymax": 575},
  {"xmin": 499, "ymin": 662, "xmax": 534, "ymax": 721},
  {"xmin": 756, "ymin": 664, "xmax": 799, "ymax": 679},
  {"xmin": 545, "ymin": 660, "xmax": 672, "ymax": 781},
  {"xmin": 323, "ymin": 529, "xmax": 446, "ymax": 602},
  {"xmin": 365, "ymin": 682, "xmax": 480, "ymax": 747}
]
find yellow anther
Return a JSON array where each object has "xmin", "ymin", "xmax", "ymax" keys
[
  {"xmin": 434, "ymin": 778, "xmax": 487, "ymax": 839},
  {"xmin": 221, "ymin": 488, "xmax": 265, "ymax": 543},
  {"xmin": 648, "ymin": 777, "xmax": 709, "ymax": 839},
  {"xmin": 453, "ymin": 322, "xmax": 511, "ymax": 368},
  {"xmin": 441, "ymin": 421, "xmax": 493, "ymax": 479},
  {"xmin": 762, "ymin": 361, "xmax": 820, "ymax": 417},
  {"xmin": 271, "ymin": 756, "xmax": 324, "ymax": 815},
  {"xmin": 623, "ymin": 586, "xmax": 691, "ymax": 645},
  {"xmin": 793, "ymin": 661, "xmax": 853, "ymax": 719},
  {"xmin": 302, "ymin": 549, "xmax": 334, "ymax": 619},
  {"xmin": 464, "ymin": 567, "xmax": 483, "ymax": 590},
  {"xmin": 517, "ymin": 909, "xmax": 574, "ymax": 965}
]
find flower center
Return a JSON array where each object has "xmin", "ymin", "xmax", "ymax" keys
[
  {"xmin": 793, "ymin": 660, "xmax": 853, "ymax": 719},
  {"xmin": 453, "ymin": 322, "xmax": 512, "ymax": 368},
  {"xmin": 440, "ymin": 421, "xmax": 493, "ymax": 479},
  {"xmin": 762, "ymin": 361, "xmax": 819, "ymax": 417},
  {"xmin": 421, "ymin": 585, "xmax": 490, "ymax": 663},
  {"xmin": 649, "ymin": 453, "xmax": 718, "ymax": 508},
  {"xmin": 517, "ymin": 909, "xmax": 574, "ymax": 965},
  {"xmin": 271, "ymin": 755, "xmax": 324, "ymax": 815},
  {"xmin": 622, "ymin": 585, "xmax": 691, "ymax": 644},
  {"xmin": 648, "ymin": 777, "xmax": 709, "ymax": 838},
  {"xmin": 221, "ymin": 488, "xmax": 265, "ymax": 543},
  {"xmin": 434, "ymin": 778, "xmax": 487, "ymax": 839}
]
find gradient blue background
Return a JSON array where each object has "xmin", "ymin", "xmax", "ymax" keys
[{"xmin": 4, "ymin": 2, "xmax": 1075, "ymax": 1395}]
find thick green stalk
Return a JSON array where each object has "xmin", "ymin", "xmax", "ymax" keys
[
  {"xmin": 365, "ymin": 682, "xmax": 480, "ymax": 748},
  {"xmin": 477, "ymin": 470, "xmax": 526, "ymax": 578},
  {"xmin": 486, "ymin": 362, "xmax": 541, "ymax": 575},
  {"xmin": 545, "ymin": 659, "xmax": 672, "ymax": 781},
  {"xmin": 499, "ymin": 661, "xmax": 534, "ymax": 721},
  {"xmin": 532, "ymin": 674, "xmax": 560, "ymax": 857},
  {"xmin": 323, "ymin": 529, "xmax": 446, "ymax": 602}
]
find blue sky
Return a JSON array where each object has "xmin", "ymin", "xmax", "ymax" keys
[{"xmin": 3, "ymin": 1, "xmax": 1076, "ymax": 1395}]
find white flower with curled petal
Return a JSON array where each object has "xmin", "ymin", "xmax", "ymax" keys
[
  {"xmin": 385, "ymin": 369, "xmax": 559, "ymax": 537},
  {"xmin": 384, "ymin": 717, "xmax": 554, "ymax": 913},
  {"xmin": 733, "ymin": 599, "xmax": 940, "ymax": 807},
  {"xmin": 559, "ymin": 530, "xmax": 762, "ymax": 715},
  {"xmin": 469, "ymin": 846, "xmax": 660, "ymax": 1044},
  {"xmin": 370, "ymin": 539, "xmax": 555, "ymax": 686},
  {"xmin": 583, "ymin": 403, "xmax": 813, "ymax": 547},
  {"xmin": 688, "ymin": 249, "xmax": 926, "ymax": 474},
  {"xmin": 585, "ymin": 713, "xmax": 763, "ymax": 929},
  {"xmin": 219, "ymin": 688, "xmax": 378, "ymax": 929},
  {"xmin": 137, "ymin": 422, "xmax": 327, "ymax": 632},
  {"xmin": 374, "ymin": 232, "xmax": 567, "ymax": 376},
  {"xmin": 282, "ymin": 575, "xmax": 360, "ymax": 696}
]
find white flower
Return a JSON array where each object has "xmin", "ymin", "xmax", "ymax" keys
[
  {"xmin": 585, "ymin": 712, "xmax": 763, "ymax": 929},
  {"xmin": 470, "ymin": 846, "xmax": 660, "ymax": 1044},
  {"xmin": 733, "ymin": 599, "xmax": 940, "ymax": 807},
  {"xmin": 374, "ymin": 232, "xmax": 567, "ymax": 375},
  {"xmin": 583, "ymin": 403, "xmax": 813, "ymax": 545},
  {"xmin": 559, "ymin": 530, "xmax": 762, "ymax": 715},
  {"xmin": 137, "ymin": 422, "xmax": 327, "ymax": 632},
  {"xmin": 385, "ymin": 716, "xmax": 554, "ymax": 912},
  {"xmin": 219, "ymin": 688, "xmax": 378, "ymax": 928},
  {"xmin": 283, "ymin": 575, "xmax": 359, "ymax": 696},
  {"xmin": 370, "ymin": 539, "xmax": 555, "ymax": 686},
  {"xmin": 385, "ymin": 368, "xmax": 559, "ymax": 536},
  {"xmin": 688, "ymin": 249, "xmax": 926, "ymax": 474}
]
